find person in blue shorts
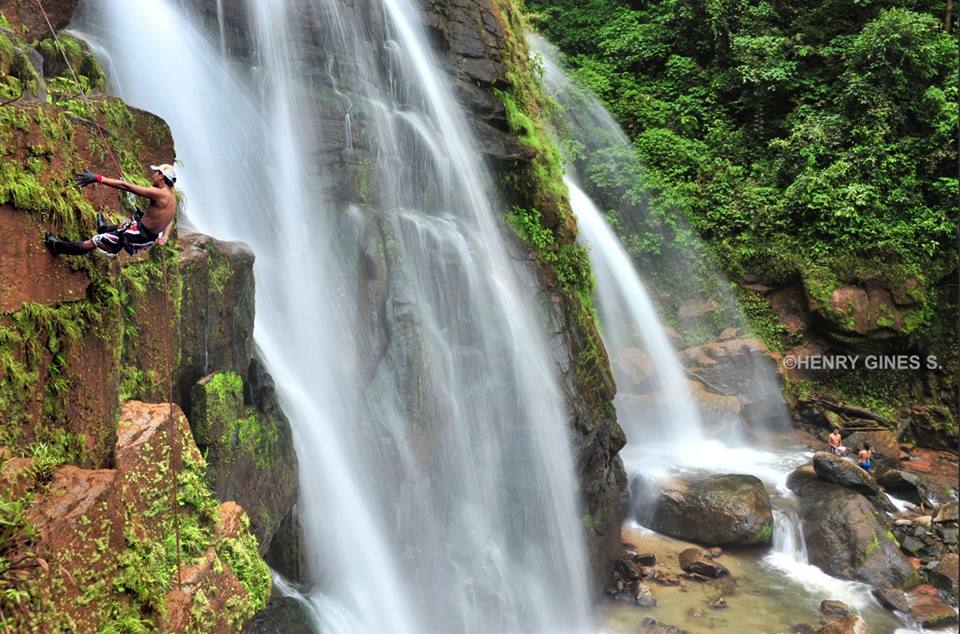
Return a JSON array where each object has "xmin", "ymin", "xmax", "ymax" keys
[{"xmin": 857, "ymin": 443, "xmax": 873, "ymax": 472}]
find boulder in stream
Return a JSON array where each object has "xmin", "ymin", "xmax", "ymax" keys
[
  {"xmin": 788, "ymin": 464, "xmax": 913, "ymax": 588},
  {"xmin": 641, "ymin": 474, "xmax": 774, "ymax": 546},
  {"xmin": 872, "ymin": 586, "xmax": 909, "ymax": 611},
  {"xmin": 907, "ymin": 584, "xmax": 959, "ymax": 627},
  {"xmin": 926, "ymin": 553, "xmax": 959, "ymax": 597},
  {"xmin": 678, "ymin": 548, "xmax": 730, "ymax": 578},
  {"xmin": 812, "ymin": 452, "xmax": 879, "ymax": 498}
]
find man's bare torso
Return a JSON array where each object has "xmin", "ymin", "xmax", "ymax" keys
[{"xmin": 141, "ymin": 189, "xmax": 176, "ymax": 233}]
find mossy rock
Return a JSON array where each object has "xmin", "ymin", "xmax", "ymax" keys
[{"xmin": 190, "ymin": 370, "xmax": 298, "ymax": 553}]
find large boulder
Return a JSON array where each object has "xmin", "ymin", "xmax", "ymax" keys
[
  {"xmin": 678, "ymin": 548, "xmax": 730, "ymax": 578},
  {"xmin": 680, "ymin": 338, "xmax": 782, "ymax": 397},
  {"xmin": 679, "ymin": 338, "xmax": 786, "ymax": 426},
  {"xmin": 812, "ymin": 452, "xmax": 880, "ymax": 498},
  {"xmin": 788, "ymin": 465, "xmax": 913, "ymax": 588},
  {"xmin": 876, "ymin": 469, "xmax": 929, "ymax": 506},
  {"xmin": 843, "ymin": 430, "xmax": 899, "ymax": 461},
  {"xmin": 641, "ymin": 474, "xmax": 774, "ymax": 546}
]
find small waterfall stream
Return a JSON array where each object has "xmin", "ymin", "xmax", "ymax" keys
[
  {"xmin": 76, "ymin": 1, "xmax": 592, "ymax": 632},
  {"xmin": 565, "ymin": 177, "xmax": 702, "ymax": 445}
]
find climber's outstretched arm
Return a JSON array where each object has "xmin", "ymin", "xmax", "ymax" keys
[{"xmin": 75, "ymin": 171, "xmax": 165, "ymax": 202}]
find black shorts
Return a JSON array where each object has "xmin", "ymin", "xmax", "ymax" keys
[{"xmin": 91, "ymin": 219, "xmax": 159, "ymax": 256}]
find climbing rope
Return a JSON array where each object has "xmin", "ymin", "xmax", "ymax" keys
[
  {"xmin": 32, "ymin": 0, "xmax": 124, "ymax": 179},
  {"xmin": 33, "ymin": 0, "xmax": 183, "ymax": 589}
]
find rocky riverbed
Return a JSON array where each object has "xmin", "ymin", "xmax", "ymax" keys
[{"xmin": 599, "ymin": 524, "xmax": 939, "ymax": 634}]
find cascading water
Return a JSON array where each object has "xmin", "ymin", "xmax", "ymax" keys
[
  {"xmin": 532, "ymin": 34, "xmax": 792, "ymax": 435},
  {"xmin": 564, "ymin": 177, "xmax": 702, "ymax": 445},
  {"xmin": 75, "ymin": 1, "xmax": 593, "ymax": 632},
  {"xmin": 535, "ymin": 34, "xmax": 928, "ymax": 633}
]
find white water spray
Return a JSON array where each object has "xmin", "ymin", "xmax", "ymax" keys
[{"xmin": 77, "ymin": 1, "xmax": 593, "ymax": 632}]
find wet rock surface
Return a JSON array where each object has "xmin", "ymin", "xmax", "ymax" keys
[
  {"xmin": 176, "ymin": 233, "xmax": 256, "ymax": 403},
  {"xmin": 812, "ymin": 451, "xmax": 880, "ymax": 498},
  {"xmin": 907, "ymin": 584, "xmax": 959, "ymax": 627},
  {"xmin": 926, "ymin": 553, "xmax": 959, "ymax": 597},
  {"xmin": 678, "ymin": 548, "xmax": 730, "ymax": 578},
  {"xmin": 641, "ymin": 473, "xmax": 774, "ymax": 546},
  {"xmin": 243, "ymin": 597, "xmax": 317, "ymax": 634},
  {"xmin": 678, "ymin": 338, "xmax": 785, "ymax": 425},
  {"xmin": 788, "ymin": 464, "xmax": 913, "ymax": 588}
]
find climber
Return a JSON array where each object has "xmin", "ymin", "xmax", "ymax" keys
[{"xmin": 44, "ymin": 163, "xmax": 177, "ymax": 257}]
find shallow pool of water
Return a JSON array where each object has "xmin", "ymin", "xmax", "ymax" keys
[{"xmin": 598, "ymin": 524, "xmax": 913, "ymax": 634}]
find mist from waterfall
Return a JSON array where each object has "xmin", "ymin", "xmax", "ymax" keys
[
  {"xmin": 532, "ymin": 33, "xmax": 792, "ymax": 446},
  {"xmin": 564, "ymin": 178, "xmax": 701, "ymax": 444},
  {"xmin": 75, "ymin": 1, "xmax": 593, "ymax": 632}
]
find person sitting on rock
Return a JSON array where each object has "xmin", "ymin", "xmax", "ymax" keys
[
  {"xmin": 44, "ymin": 163, "xmax": 177, "ymax": 257},
  {"xmin": 857, "ymin": 443, "xmax": 873, "ymax": 472},
  {"xmin": 828, "ymin": 427, "xmax": 847, "ymax": 456}
]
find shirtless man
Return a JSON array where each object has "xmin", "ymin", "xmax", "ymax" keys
[
  {"xmin": 827, "ymin": 427, "xmax": 847, "ymax": 456},
  {"xmin": 857, "ymin": 443, "xmax": 873, "ymax": 472},
  {"xmin": 44, "ymin": 163, "xmax": 177, "ymax": 257}
]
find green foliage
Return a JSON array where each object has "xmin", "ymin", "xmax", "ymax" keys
[
  {"xmin": 531, "ymin": 0, "xmax": 958, "ymax": 421},
  {"xmin": 529, "ymin": 0, "xmax": 958, "ymax": 320},
  {"xmin": 193, "ymin": 372, "xmax": 283, "ymax": 471},
  {"xmin": 216, "ymin": 512, "xmax": 270, "ymax": 614},
  {"xmin": 37, "ymin": 34, "xmax": 106, "ymax": 95}
]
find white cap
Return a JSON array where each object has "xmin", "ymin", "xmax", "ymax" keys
[{"xmin": 150, "ymin": 163, "xmax": 177, "ymax": 184}]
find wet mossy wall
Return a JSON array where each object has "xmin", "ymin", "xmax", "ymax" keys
[{"xmin": 0, "ymin": 12, "xmax": 270, "ymax": 631}]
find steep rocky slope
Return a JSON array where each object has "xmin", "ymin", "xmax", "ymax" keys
[{"xmin": 0, "ymin": 5, "xmax": 296, "ymax": 629}]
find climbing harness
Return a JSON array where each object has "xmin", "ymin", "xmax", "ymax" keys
[{"xmin": 33, "ymin": 0, "xmax": 183, "ymax": 588}]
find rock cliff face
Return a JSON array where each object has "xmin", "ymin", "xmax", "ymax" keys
[
  {"xmin": 420, "ymin": 0, "xmax": 627, "ymax": 588},
  {"xmin": 14, "ymin": 402, "xmax": 271, "ymax": 632},
  {"xmin": 189, "ymin": 0, "xmax": 627, "ymax": 590},
  {"xmin": 0, "ymin": 10, "xmax": 293, "ymax": 629}
]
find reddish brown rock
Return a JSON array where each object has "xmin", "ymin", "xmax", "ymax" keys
[
  {"xmin": 843, "ymin": 429, "xmax": 899, "ymax": 460},
  {"xmin": 216, "ymin": 500, "xmax": 247, "ymax": 540},
  {"xmin": 768, "ymin": 285, "xmax": 810, "ymax": 337},
  {"xmin": 0, "ymin": 456, "xmax": 35, "ymax": 499},
  {"xmin": 0, "ymin": 0, "xmax": 79, "ymax": 41},
  {"xmin": 908, "ymin": 585, "xmax": 958, "ymax": 627},
  {"xmin": 115, "ymin": 401, "xmax": 202, "ymax": 541},
  {"xmin": 161, "ymin": 547, "xmax": 249, "ymax": 634},
  {"xmin": 0, "ymin": 206, "xmax": 90, "ymax": 313},
  {"xmin": 25, "ymin": 466, "xmax": 123, "ymax": 631}
]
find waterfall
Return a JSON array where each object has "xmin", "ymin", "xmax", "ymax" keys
[
  {"xmin": 75, "ymin": 1, "xmax": 592, "ymax": 632},
  {"xmin": 564, "ymin": 178, "xmax": 702, "ymax": 446},
  {"xmin": 532, "ymin": 34, "xmax": 792, "ymax": 439}
]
